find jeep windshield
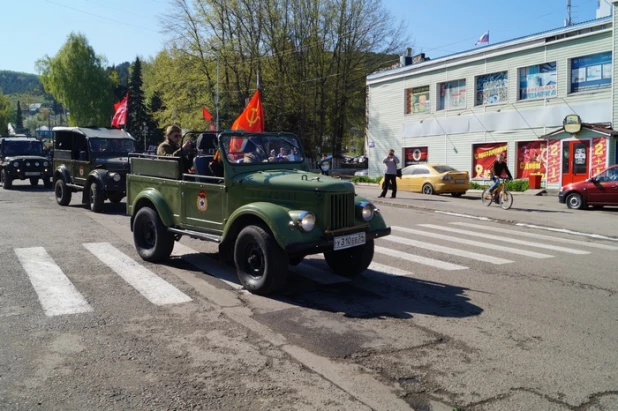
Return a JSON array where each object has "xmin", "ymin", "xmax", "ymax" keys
[
  {"xmin": 221, "ymin": 133, "xmax": 305, "ymax": 165},
  {"xmin": 89, "ymin": 138, "xmax": 136, "ymax": 157},
  {"xmin": 2, "ymin": 140, "xmax": 44, "ymax": 156}
]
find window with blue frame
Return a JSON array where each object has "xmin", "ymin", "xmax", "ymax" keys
[
  {"xmin": 475, "ymin": 72, "xmax": 508, "ymax": 106},
  {"xmin": 518, "ymin": 62, "xmax": 557, "ymax": 100},
  {"xmin": 570, "ymin": 51, "xmax": 612, "ymax": 93}
]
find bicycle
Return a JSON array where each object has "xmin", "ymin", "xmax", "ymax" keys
[{"xmin": 481, "ymin": 178, "xmax": 513, "ymax": 210}]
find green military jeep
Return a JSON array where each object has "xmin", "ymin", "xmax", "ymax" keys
[
  {"xmin": 0, "ymin": 137, "xmax": 53, "ymax": 189},
  {"xmin": 127, "ymin": 131, "xmax": 391, "ymax": 295},
  {"xmin": 52, "ymin": 127, "xmax": 135, "ymax": 212}
]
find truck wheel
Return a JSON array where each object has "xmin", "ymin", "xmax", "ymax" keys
[
  {"xmin": 89, "ymin": 182, "xmax": 105, "ymax": 213},
  {"xmin": 133, "ymin": 207, "xmax": 174, "ymax": 262},
  {"xmin": 55, "ymin": 178, "xmax": 71, "ymax": 205},
  {"xmin": 108, "ymin": 193, "xmax": 124, "ymax": 204},
  {"xmin": 324, "ymin": 239, "xmax": 374, "ymax": 277},
  {"xmin": 1, "ymin": 170, "xmax": 12, "ymax": 189},
  {"xmin": 43, "ymin": 177, "xmax": 53, "ymax": 189},
  {"xmin": 29, "ymin": 178, "xmax": 39, "ymax": 186},
  {"xmin": 234, "ymin": 225, "xmax": 288, "ymax": 295}
]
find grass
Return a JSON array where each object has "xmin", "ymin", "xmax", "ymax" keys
[{"xmin": 351, "ymin": 176, "xmax": 382, "ymax": 184}]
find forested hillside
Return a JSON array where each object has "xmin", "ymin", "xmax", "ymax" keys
[{"xmin": 0, "ymin": 71, "xmax": 44, "ymax": 95}]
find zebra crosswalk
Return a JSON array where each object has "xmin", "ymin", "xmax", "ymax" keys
[{"xmin": 3, "ymin": 221, "xmax": 616, "ymax": 318}]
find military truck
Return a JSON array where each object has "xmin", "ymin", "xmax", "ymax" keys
[
  {"xmin": 0, "ymin": 137, "xmax": 53, "ymax": 189},
  {"xmin": 52, "ymin": 127, "xmax": 135, "ymax": 212},
  {"xmin": 126, "ymin": 131, "xmax": 391, "ymax": 295}
]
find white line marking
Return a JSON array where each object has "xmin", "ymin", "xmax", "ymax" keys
[
  {"xmin": 391, "ymin": 226, "xmax": 553, "ymax": 259},
  {"xmin": 383, "ymin": 235, "xmax": 513, "ymax": 265},
  {"xmin": 83, "ymin": 243, "xmax": 192, "ymax": 306},
  {"xmin": 170, "ymin": 242, "xmax": 242, "ymax": 290},
  {"xmin": 366, "ymin": 261, "xmax": 415, "ymax": 277},
  {"xmin": 455, "ymin": 222, "xmax": 618, "ymax": 250},
  {"xmin": 514, "ymin": 223, "xmax": 618, "ymax": 244},
  {"xmin": 15, "ymin": 247, "xmax": 93, "ymax": 317},
  {"xmin": 374, "ymin": 245, "xmax": 468, "ymax": 271},
  {"xmin": 420, "ymin": 224, "xmax": 590, "ymax": 255},
  {"xmin": 434, "ymin": 211, "xmax": 493, "ymax": 221},
  {"xmin": 295, "ymin": 263, "xmax": 351, "ymax": 284}
]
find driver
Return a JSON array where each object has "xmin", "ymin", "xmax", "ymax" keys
[{"xmin": 157, "ymin": 125, "xmax": 192, "ymax": 156}]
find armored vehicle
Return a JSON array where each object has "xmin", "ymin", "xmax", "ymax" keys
[
  {"xmin": 127, "ymin": 131, "xmax": 391, "ymax": 295},
  {"xmin": 52, "ymin": 127, "xmax": 135, "ymax": 212},
  {"xmin": 0, "ymin": 137, "xmax": 53, "ymax": 189}
]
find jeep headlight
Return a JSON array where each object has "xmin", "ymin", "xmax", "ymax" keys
[
  {"xmin": 110, "ymin": 172, "xmax": 121, "ymax": 182},
  {"xmin": 35, "ymin": 162, "xmax": 40, "ymax": 167},
  {"xmin": 43, "ymin": 161, "xmax": 48, "ymax": 167},
  {"xmin": 357, "ymin": 201, "xmax": 377, "ymax": 221},
  {"xmin": 289, "ymin": 210, "xmax": 316, "ymax": 232},
  {"xmin": 13, "ymin": 161, "xmax": 19, "ymax": 168}
]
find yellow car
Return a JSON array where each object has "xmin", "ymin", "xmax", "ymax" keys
[{"xmin": 380, "ymin": 164, "xmax": 470, "ymax": 196}]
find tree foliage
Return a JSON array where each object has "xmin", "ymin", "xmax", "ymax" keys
[
  {"xmin": 16, "ymin": 101, "xmax": 23, "ymax": 129},
  {"xmin": 126, "ymin": 57, "xmax": 150, "ymax": 150},
  {"xmin": 36, "ymin": 33, "xmax": 114, "ymax": 127},
  {"xmin": 0, "ymin": 71, "xmax": 44, "ymax": 95},
  {"xmin": 0, "ymin": 89, "xmax": 9, "ymax": 135},
  {"xmin": 146, "ymin": 0, "xmax": 407, "ymax": 157}
]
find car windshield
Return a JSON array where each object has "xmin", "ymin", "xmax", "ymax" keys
[
  {"xmin": 89, "ymin": 138, "xmax": 135, "ymax": 156},
  {"xmin": 220, "ymin": 133, "xmax": 305, "ymax": 165},
  {"xmin": 433, "ymin": 165, "xmax": 458, "ymax": 173},
  {"xmin": 2, "ymin": 140, "xmax": 43, "ymax": 156}
]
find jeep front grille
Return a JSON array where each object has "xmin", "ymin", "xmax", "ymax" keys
[{"xmin": 328, "ymin": 193, "xmax": 355, "ymax": 230}]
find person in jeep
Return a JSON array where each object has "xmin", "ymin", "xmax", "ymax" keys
[{"xmin": 157, "ymin": 125, "xmax": 193, "ymax": 156}]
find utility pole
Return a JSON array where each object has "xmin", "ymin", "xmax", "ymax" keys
[
  {"xmin": 565, "ymin": 0, "xmax": 573, "ymax": 26},
  {"xmin": 216, "ymin": 57, "xmax": 220, "ymax": 131}
]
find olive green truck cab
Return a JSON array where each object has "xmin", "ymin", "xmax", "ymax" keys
[{"xmin": 126, "ymin": 131, "xmax": 391, "ymax": 295}]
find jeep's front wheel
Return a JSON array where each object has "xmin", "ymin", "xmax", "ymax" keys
[
  {"xmin": 133, "ymin": 207, "xmax": 175, "ymax": 262},
  {"xmin": 324, "ymin": 239, "xmax": 374, "ymax": 277},
  {"xmin": 89, "ymin": 182, "xmax": 105, "ymax": 213},
  {"xmin": 55, "ymin": 178, "xmax": 71, "ymax": 205},
  {"xmin": 1, "ymin": 170, "xmax": 12, "ymax": 189},
  {"xmin": 234, "ymin": 225, "xmax": 288, "ymax": 295},
  {"xmin": 29, "ymin": 178, "xmax": 39, "ymax": 186}
]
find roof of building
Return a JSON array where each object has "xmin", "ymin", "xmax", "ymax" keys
[
  {"xmin": 368, "ymin": 16, "xmax": 613, "ymax": 83},
  {"xmin": 540, "ymin": 123, "xmax": 618, "ymax": 139},
  {"xmin": 52, "ymin": 127, "xmax": 134, "ymax": 139}
]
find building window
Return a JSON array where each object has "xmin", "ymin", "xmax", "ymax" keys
[
  {"xmin": 518, "ymin": 62, "xmax": 557, "ymax": 100},
  {"xmin": 475, "ymin": 72, "xmax": 508, "ymax": 106},
  {"xmin": 570, "ymin": 51, "xmax": 612, "ymax": 93},
  {"xmin": 405, "ymin": 86, "xmax": 430, "ymax": 114},
  {"xmin": 437, "ymin": 79, "xmax": 466, "ymax": 110}
]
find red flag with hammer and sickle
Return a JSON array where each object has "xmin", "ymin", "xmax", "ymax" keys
[{"xmin": 231, "ymin": 89, "xmax": 264, "ymax": 132}]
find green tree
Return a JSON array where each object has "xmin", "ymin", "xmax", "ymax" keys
[
  {"xmin": 0, "ymin": 89, "xmax": 10, "ymax": 135},
  {"xmin": 16, "ymin": 100, "xmax": 23, "ymax": 129},
  {"xmin": 147, "ymin": 91, "xmax": 165, "ymax": 146},
  {"xmin": 126, "ymin": 57, "xmax": 149, "ymax": 150},
  {"xmin": 36, "ymin": 32, "xmax": 113, "ymax": 126}
]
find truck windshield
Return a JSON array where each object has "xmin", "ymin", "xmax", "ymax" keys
[
  {"xmin": 2, "ymin": 140, "xmax": 43, "ymax": 156},
  {"xmin": 89, "ymin": 138, "xmax": 135, "ymax": 156},
  {"xmin": 221, "ymin": 133, "xmax": 305, "ymax": 165}
]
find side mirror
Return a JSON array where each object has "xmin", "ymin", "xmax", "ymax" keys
[
  {"xmin": 79, "ymin": 151, "xmax": 88, "ymax": 161},
  {"xmin": 588, "ymin": 177, "xmax": 597, "ymax": 183}
]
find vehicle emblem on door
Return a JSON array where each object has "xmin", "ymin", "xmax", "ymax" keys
[{"xmin": 196, "ymin": 190, "xmax": 208, "ymax": 213}]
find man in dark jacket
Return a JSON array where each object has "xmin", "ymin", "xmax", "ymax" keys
[{"xmin": 488, "ymin": 153, "xmax": 513, "ymax": 195}]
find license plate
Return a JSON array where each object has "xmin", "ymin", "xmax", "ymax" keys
[
  {"xmin": 455, "ymin": 179, "xmax": 465, "ymax": 184},
  {"xmin": 334, "ymin": 232, "xmax": 366, "ymax": 251},
  {"xmin": 25, "ymin": 172, "xmax": 41, "ymax": 177}
]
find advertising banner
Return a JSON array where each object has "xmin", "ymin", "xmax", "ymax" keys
[
  {"xmin": 476, "ymin": 72, "xmax": 508, "ymax": 105},
  {"xmin": 408, "ymin": 86, "xmax": 430, "ymax": 113},
  {"xmin": 404, "ymin": 146, "xmax": 428, "ymax": 166},
  {"xmin": 472, "ymin": 142, "xmax": 508, "ymax": 179},
  {"xmin": 590, "ymin": 137, "xmax": 607, "ymax": 176},
  {"xmin": 546, "ymin": 139, "xmax": 561, "ymax": 184},
  {"xmin": 571, "ymin": 51, "xmax": 612, "ymax": 93},
  {"xmin": 516, "ymin": 141, "xmax": 547, "ymax": 179},
  {"xmin": 519, "ymin": 62, "xmax": 557, "ymax": 100}
]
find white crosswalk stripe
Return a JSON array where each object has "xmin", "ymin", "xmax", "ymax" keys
[
  {"xmin": 84, "ymin": 242, "xmax": 193, "ymax": 306},
  {"xmin": 382, "ymin": 235, "xmax": 514, "ymax": 265},
  {"xmin": 451, "ymin": 222, "xmax": 618, "ymax": 251},
  {"xmin": 375, "ymin": 245, "xmax": 468, "ymax": 271},
  {"xmin": 418, "ymin": 224, "xmax": 590, "ymax": 255},
  {"xmin": 14, "ymin": 247, "xmax": 93, "ymax": 317},
  {"xmin": 391, "ymin": 226, "xmax": 553, "ymax": 259}
]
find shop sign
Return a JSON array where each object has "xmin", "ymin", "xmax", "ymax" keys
[
  {"xmin": 472, "ymin": 142, "xmax": 507, "ymax": 179},
  {"xmin": 563, "ymin": 114, "xmax": 582, "ymax": 134},
  {"xmin": 404, "ymin": 146, "xmax": 428, "ymax": 166},
  {"xmin": 590, "ymin": 137, "xmax": 607, "ymax": 176},
  {"xmin": 546, "ymin": 139, "xmax": 561, "ymax": 184},
  {"xmin": 516, "ymin": 141, "xmax": 546, "ymax": 179}
]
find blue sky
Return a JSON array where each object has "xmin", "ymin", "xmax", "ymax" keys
[{"xmin": 1, "ymin": 0, "xmax": 602, "ymax": 75}]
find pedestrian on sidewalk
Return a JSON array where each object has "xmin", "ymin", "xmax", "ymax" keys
[{"xmin": 379, "ymin": 149, "xmax": 400, "ymax": 198}]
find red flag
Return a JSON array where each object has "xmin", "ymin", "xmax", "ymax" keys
[
  {"xmin": 231, "ymin": 89, "xmax": 264, "ymax": 132},
  {"xmin": 111, "ymin": 94, "xmax": 128, "ymax": 128},
  {"xmin": 202, "ymin": 107, "xmax": 212, "ymax": 122}
]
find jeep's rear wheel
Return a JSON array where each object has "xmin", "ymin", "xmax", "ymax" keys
[
  {"xmin": 43, "ymin": 177, "xmax": 52, "ymax": 189},
  {"xmin": 29, "ymin": 178, "xmax": 39, "ymax": 186},
  {"xmin": 89, "ymin": 182, "xmax": 105, "ymax": 213},
  {"xmin": 55, "ymin": 178, "xmax": 71, "ymax": 205},
  {"xmin": 133, "ymin": 207, "xmax": 174, "ymax": 262},
  {"xmin": 1, "ymin": 170, "xmax": 12, "ymax": 189},
  {"xmin": 108, "ymin": 193, "xmax": 124, "ymax": 204},
  {"xmin": 324, "ymin": 239, "xmax": 374, "ymax": 277},
  {"xmin": 234, "ymin": 225, "xmax": 287, "ymax": 295}
]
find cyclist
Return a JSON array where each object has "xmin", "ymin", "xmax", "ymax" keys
[{"xmin": 488, "ymin": 153, "xmax": 513, "ymax": 199}]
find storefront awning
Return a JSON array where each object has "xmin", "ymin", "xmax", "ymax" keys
[{"xmin": 540, "ymin": 123, "xmax": 618, "ymax": 139}]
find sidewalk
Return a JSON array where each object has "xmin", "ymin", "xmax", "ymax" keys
[{"xmin": 353, "ymin": 184, "xmax": 618, "ymax": 239}]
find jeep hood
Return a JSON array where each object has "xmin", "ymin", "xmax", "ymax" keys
[
  {"xmin": 93, "ymin": 157, "xmax": 130, "ymax": 169},
  {"xmin": 235, "ymin": 169, "xmax": 354, "ymax": 192},
  {"xmin": 3, "ymin": 155, "xmax": 49, "ymax": 162}
]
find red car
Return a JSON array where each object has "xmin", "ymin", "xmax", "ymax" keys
[{"xmin": 559, "ymin": 165, "xmax": 618, "ymax": 209}]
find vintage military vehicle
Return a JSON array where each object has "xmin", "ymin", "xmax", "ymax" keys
[
  {"xmin": 127, "ymin": 131, "xmax": 391, "ymax": 295},
  {"xmin": 0, "ymin": 137, "xmax": 53, "ymax": 189},
  {"xmin": 52, "ymin": 127, "xmax": 135, "ymax": 212}
]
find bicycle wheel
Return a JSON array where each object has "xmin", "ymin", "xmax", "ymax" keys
[
  {"xmin": 481, "ymin": 189, "xmax": 493, "ymax": 206},
  {"xmin": 499, "ymin": 190, "xmax": 513, "ymax": 210}
]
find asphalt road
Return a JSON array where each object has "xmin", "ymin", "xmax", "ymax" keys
[{"xmin": 1, "ymin": 180, "xmax": 618, "ymax": 410}]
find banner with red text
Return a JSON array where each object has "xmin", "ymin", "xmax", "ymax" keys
[
  {"xmin": 516, "ymin": 141, "xmax": 547, "ymax": 179},
  {"xmin": 404, "ymin": 146, "xmax": 428, "ymax": 166},
  {"xmin": 546, "ymin": 139, "xmax": 561, "ymax": 184},
  {"xmin": 590, "ymin": 137, "xmax": 607, "ymax": 176},
  {"xmin": 472, "ymin": 142, "xmax": 508, "ymax": 179}
]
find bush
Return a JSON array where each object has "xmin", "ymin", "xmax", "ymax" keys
[
  {"xmin": 351, "ymin": 176, "xmax": 382, "ymax": 184},
  {"xmin": 470, "ymin": 179, "xmax": 530, "ymax": 192}
]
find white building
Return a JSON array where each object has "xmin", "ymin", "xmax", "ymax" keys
[{"xmin": 366, "ymin": 1, "xmax": 618, "ymax": 189}]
